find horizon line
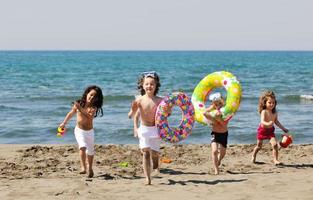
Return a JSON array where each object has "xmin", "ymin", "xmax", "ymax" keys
[{"xmin": 1, "ymin": 49, "xmax": 313, "ymax": 52}]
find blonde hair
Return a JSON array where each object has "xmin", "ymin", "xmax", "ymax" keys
[{"xmin": 258, "ymin": 90, "xmax": 277, "ymax": 114}]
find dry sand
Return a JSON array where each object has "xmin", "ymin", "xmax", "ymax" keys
[{"xmin": 0, "ymin": 143, "xmax": 312, "ymax": 200}]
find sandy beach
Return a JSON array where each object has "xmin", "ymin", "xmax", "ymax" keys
[{"xmin": 0, "ymin": 143, "xmax": 312, "ymax": 200}]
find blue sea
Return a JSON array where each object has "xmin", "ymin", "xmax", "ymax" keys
[{"xmin": 0, "ymin": 51, "xmax": 312, "ymax": 145}]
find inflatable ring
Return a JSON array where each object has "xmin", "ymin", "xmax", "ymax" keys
[
  {"xmin": 155, "ymin": 92, "xmax": 195, "ymax": 143},
  {"xmin": 192, "ymin": 71, "xmax": 242, "ymax": 124}
]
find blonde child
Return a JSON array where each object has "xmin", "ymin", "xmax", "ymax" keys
[
  {"xmin": 251, "ymin": 90, "xmax": 288, "ymax": 165},
  {"xmin": 203, "ymin": 92, "xmax": 228, "ymax": 175},
  {"xmin": 59, "ymin": 85, "xmax": 103, "ymax": 178},
  {"xmin": 128, "ymin": 71, "xmax": 162, "ymax": 185}
]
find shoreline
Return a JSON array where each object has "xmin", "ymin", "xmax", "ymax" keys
[{"xmin": 1, "ymin": 144, "xmax": 313, "ymax": 199}]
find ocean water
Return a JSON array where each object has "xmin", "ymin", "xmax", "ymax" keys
[{"xmin": 0, "ymin": 51, "xmax": 312, "ymax": 145}]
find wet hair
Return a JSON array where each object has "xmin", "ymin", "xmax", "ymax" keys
[
  {"xmin": 76, "ymin": 85, "xmax": 103, "ymax": 117},
  {"xmin": 258, "ymin": 90, "xmax": 277, "ymax": 114},
  {"xmin": 137, "ymin": 72, "xmax": 161, "ymax": 96}
]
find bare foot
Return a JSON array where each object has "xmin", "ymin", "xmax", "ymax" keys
[
  {"xmin": 87, "ymin": 169, "xmax": 94, "ymax": 178},
  {"xmin": 274, "ymin": 160, "xmax": 282, "ymax": 165},
  {"xmin": 145, "ymin": 178, "xmax": 151, "ymax": 185},
  {"xmin": 251, "ymin": 156, "xmax": 256, "ymax": 163},
  {"xmin": 214, "ymin": 168, "xmax": 219, "ymax": 175},
  {"xmin": 79, "ymin": 170, "xmax": 86, "ymax": 174}
]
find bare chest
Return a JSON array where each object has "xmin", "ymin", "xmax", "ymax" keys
[
  {"xmin": 264, "ymin": 111, "xmax": 276, "ymax": 121},
  {"xmin": 140, "ymin": 102, "xmax": 157, "ymax": 115}
]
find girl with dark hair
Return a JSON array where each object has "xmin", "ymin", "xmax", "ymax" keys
[{"xmin": 59, "ymin": 85, "xmax": 103, "ymax": 178}]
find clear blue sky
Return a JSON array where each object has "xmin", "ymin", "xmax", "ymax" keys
[{"xmin": 1, "ymin": 0, "xmax": 312, "ymax": 50}]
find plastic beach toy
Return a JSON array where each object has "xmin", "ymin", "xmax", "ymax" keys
[
  {"xmin": 161, "ymin": 158, "xmax": 172, "ymax": 163},
  {"xmin": 280, "ymin": 134, "xmax": 293, "ymax": 148},
  {"xmin": 155, "ymin": 92, "xmax": 195, "ymax": 143},
  {"xmin": 192, "ymin": 71, "xmax": 242, "ymax": 125},
  {"xmin": 118, "ymin": 162, "xmax": 129, "ymax": 167},
  {"xmin": 56, "ymin": 127, "xmax": 66, "ymax": 137}
]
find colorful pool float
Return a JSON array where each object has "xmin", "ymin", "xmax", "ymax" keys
[
  {"xmin": 192, "ymin": 71, "xmax": 242, "ymax": 124},
  {"xmin": 155, "ymin": 92, "xmax": 195, "ymax": 143}
]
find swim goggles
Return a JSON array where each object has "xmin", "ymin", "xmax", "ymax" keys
[{"xmin": 141, "ymin": 71, "xmax": 157, "ymax": 78}]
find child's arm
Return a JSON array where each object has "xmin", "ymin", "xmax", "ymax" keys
[
  {"xmin": 128, "ymin": 99, "xmax": 140, "ymax": 119},
  {"xmin": 203, "ymin": 105, "xmax": 224, "ymax": 124},
  {"xmin": 133, "ymin": 110, "xmax": 140, "ymax": 137},
  {"xmin": 260, "ymin": 110, "xmax": 274, "ymax": 127},
  {"xmin": 59, "ymin": 105, "xmax": 77, "ymax": 128},
  {"xmin": 203, "ymin": 112, "xmax": 214, "ymax": 121},
  {"xmin": 203, "ymin": 105, "xmax": 215, "ymax": 121},
  {"xmin": 275, "ymin": 116, "xmax": 289, "ymax": 133},
  {"xmin": 206, "ymin": 105, "xmax": 215, "ymax": 112}
]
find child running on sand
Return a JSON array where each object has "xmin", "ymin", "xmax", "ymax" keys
[
  {"xmin": 59, "ymin": 85, "xmax": 103, "ymax": 178},
  {"xmin": 203, "ymin": 92, "xmax": 229, "ymax": 175},
  {"xmin": 252, "ymin": 90, "xmax": 289, "ymax": 165},
  {"xmin": 128, "ymin": 71, "xmax": 162, "ymax": 185}
]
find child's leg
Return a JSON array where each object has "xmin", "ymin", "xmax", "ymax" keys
[
  {"xmin": 252, "ymin": 140, "xmax": 262, "ymax": 163},
  {"xmin": 151, "ymin": 150, "xmax": 160, "ymax": 171},
  {"xmin": 211, "ymin": 142, "xmax": 219, "ymax": 175},
  {"xmin": 85, "ymin": 133, "xmax": 94, "ymax": 178},
  {"xmin": 142, "ymin": 148, "xmax": 151, "ymax": 185},
  {"xmin": 87, "ymin": 155, "xmax": 94, "ymax": 178},
  {"xmin": 218, "ymin": 144, "xmax": 226, "ymax": 166},
  {"xmin": 270, "ymin": 138, "xmax": 281, "ymax": 164},
  {"xmin": 79, "ymin": 147, "xmax": 87, "ymax": 173}
]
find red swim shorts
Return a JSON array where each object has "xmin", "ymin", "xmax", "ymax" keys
[{"xmin": 257, "ymin": 125, "xmax": 275, "ymax": 140}]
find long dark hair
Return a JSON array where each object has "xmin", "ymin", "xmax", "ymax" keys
[{"xmin": 77, "ymin": 85, "xmax": 103, "ymax": 117}]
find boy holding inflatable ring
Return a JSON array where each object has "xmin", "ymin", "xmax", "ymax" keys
[
  {"xmin": 128, "ymin": 71, "xmax": 163, "ymax": 185},
  {"xmin": 203, "ymin": 92, "xmax": 229, "ymax": 175}
]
